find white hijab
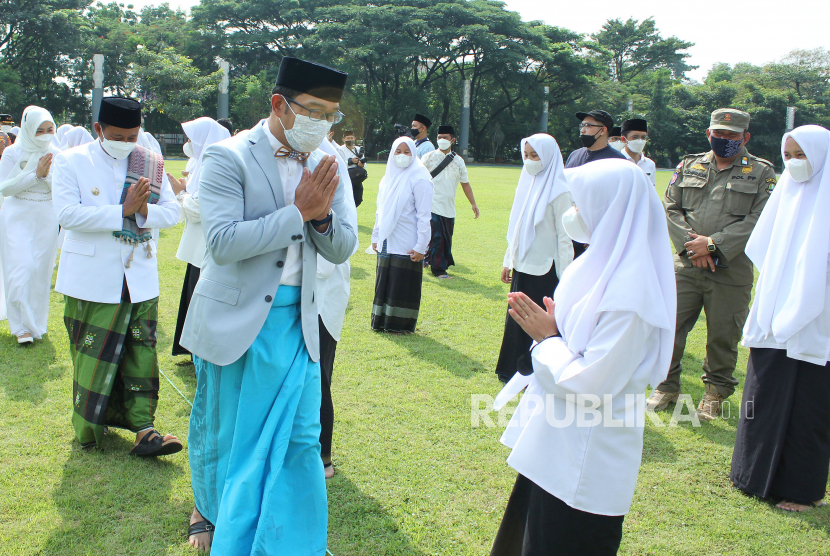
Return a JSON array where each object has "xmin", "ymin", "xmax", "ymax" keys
[
  {"xmin": 63, "ymin": 126, "xmax": 94, "ymax": 149},
  {"xmin": 375, "ymin": 136, "xmax": 432, "ymax": 245},
  {"xmin": 745, "ymin": 125, "xmax": 830, "ymax": 343},
  {"xmin": 556, "ymin": 159, "xmax": 677, "ymax": 387},
  {"xmin": 181, "ymin": 117, "xmax": 231, "ymax": 195},
  {"xmin": 0, "ymin": 106, "xmax": 56, "ymax": 195},
  {"xmin": 506, "ymin": 133, "xmax": 570, "ymax": 268},
  {"xmin": 54, "ymin": 123, "xmax": 73, "ymax": 150}
]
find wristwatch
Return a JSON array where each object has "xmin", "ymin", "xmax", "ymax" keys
[
  {"xmin": 707, "ymin": 237, "xmax": 716, "ymax": 252},
  {"xmin": 310, "ymin": 211, "xmax": 333, "ymax": 227}
]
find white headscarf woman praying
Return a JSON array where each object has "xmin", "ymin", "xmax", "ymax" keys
[
  {"xmin": 490, "ymin": 159, "xmax": 676, "ymax": 556},
  {"xmin": 0, "ymin": 105, "xmax": 61, "ymax": 344},
  {"xmin": 732, "ymin": 124, "xmax": 830, "ymax": 512},
  {"xmin": 169, "ymin": 117, "xmax": 230, "ymax": 357},
  {"xmin": 370, "ymin": 136, "xmax": 433, "ymax": 333},
  {"xmin": 495, "ymin": 133, "xmax": 575, "ymax": 383}
]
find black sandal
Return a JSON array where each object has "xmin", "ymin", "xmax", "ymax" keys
[
  {"xmin": 187, "ymin": 519, "xmax": 215, "ymax": 547},
  {"xmin": 129, "ymin": 429, "xmax": 183, "ymax": 457}
]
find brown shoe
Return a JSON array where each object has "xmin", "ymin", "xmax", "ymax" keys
[
  {"xmin": 697, "ymin": 387, "xmax": 725, "ymax": 421},
  {"xmin": 646, "ymin": 389, "xmax": 680, "ymax": 411}
]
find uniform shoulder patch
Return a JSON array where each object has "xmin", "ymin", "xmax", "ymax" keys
[
  {"xmin": 751, "ymin": 155, "xmax": 775, "ymax": 168},
  {"xmin": 766, "ymin": 177, "xmax": 777, "ymax": 192}
]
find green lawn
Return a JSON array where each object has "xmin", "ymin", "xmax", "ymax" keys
[{"xmin": 1, "ymin": 162, "xmax": 828, "ymax": 555}]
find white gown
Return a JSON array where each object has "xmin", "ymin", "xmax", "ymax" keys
[
  {"xmin": 0, "ymin": 197, "xmax": 6, "ymax": 321},
  {"xmin": 0, "ymin": 145, "xmax": 60, "ymax": 338}
]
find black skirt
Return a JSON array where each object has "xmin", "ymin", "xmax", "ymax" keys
[
  {"xmin": 494, "ymin": 262, "xmax": 558, "ymax": 382},
  {"xmin": 371, "ymin": 242, "xmax": 423, "ymax": 333},
  {"xmin": 318, "ymin": 316, "xmax": 338, "ymax": 464},
  {"xmin": 730, "ymin": 347, "xmax": 830, "ymax": 505},
  {"xmin": 491, "ymin": 474, "xmax": 624, "ymax": 556},
  {"xmin": 172, "ymin": 263, "xmax": 200, "ymax": 356}
]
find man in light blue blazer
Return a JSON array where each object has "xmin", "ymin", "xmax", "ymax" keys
[{"xmin": 181, "ymin": 57, "xmax": 357, "ymax": 556}]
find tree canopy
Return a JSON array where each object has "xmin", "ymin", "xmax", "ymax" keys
[{"xmin": 1, "ymin": 0, "xmax": 828, "ymax": 167}]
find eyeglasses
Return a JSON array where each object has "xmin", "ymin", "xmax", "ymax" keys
[
  {"xmin": 285, "ymin": 97, "xmax": 345, "ymax": 124},
  {"xmin": 579, "ymin": 123, "xmax": 604, "ymax": 130}
]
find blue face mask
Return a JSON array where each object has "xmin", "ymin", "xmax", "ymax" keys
[{"xmin": 710, "ymin": 135, "xmax": 744, "ymax": 158}]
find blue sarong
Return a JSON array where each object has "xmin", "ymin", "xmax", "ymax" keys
[{"xmin": 189, "ymin": 286, "xmax": 327, "ymax": 556}]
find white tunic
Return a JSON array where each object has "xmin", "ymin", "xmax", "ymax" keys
[
  {"xmin": 52, "ymin": 140, "xmax": 180, "ymax": 304},
  {"xmin": 500, "ymin": 311, "xmax": 660, "ymax": 516},
  {"xmin": 421, "ymin": 149, "xmax": 469, "ymax": 218},
  {"xmin": 262, "ymin": 121, "xmax": 305, "ymax": 287},
  {"xmin": 371, "ymin": 173, "xmax": 432, "ymax": 257},
  {"xmin": 622, "ymin": 149, "xmax": 657, "ymax": 187},
  {"xmin": 502, "ymin": 193, "xmax": 574, "ymax": 279},
  {"xmin": 0, "ymin": 144, "xmax": 60, "ymax": 338},
  {"xmin": 742, "ymin": 256, "xmax": 830, "ymax": 366}
]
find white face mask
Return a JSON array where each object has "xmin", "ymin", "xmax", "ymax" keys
[
  {"xmin": 394, "ymin": 154, "xmax": 412, "ymax": 168},
  {"xmin": 609, "ymin": 140, "xmax": 626, "ymax": 152},
  {"xmin": 437, "ymin": 138, "xmax": 453, "ymax": 151},
  {"xmin": 626, "ymin": 139, "xmax": 647, "ymax": 154},
  {"xmin": 101, "ymin": 137, "xmax": 137, "ymax": 160},
  {"xmin": 785, "ymin": 158, "xmax": 813, "ymax": 183},
  {"xmin": 1, "ymin": 125, "xmax": 12, "ymax": 133},
  {"xmin": 34, "ymin": 133, "xmax": 55, "ymax": 148},
  {"xmin": 183, "ymin": 141, "xmax": 194, "ymax": 158},
  {"xmin": 279, "ymin": 103, "xmax": 333, "ymax": 153},
  {"xmin": 562, "ymin": 206, "xmax": 591, "ymax": 244},
  {"xmin": 523, "ymin": 158, "xmax": 544, "ymax": 176}
]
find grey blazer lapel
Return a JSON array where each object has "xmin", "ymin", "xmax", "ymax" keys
[{"xmin": 247, "ymin": 123, "xmax": 285, "ymax": 208}]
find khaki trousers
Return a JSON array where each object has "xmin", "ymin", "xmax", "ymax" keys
[{"xmin": 656, "ymin": 273, "xmax": 751, "ymax": 398}]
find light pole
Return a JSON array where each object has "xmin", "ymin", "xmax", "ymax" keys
[
  {"xmin": 459, "ymin": 79, "xmax": 471, "ymax": 161},
  {"xmin": 218, "ymin": 59, "xmax": 230, "ymax": 120},
  {"xmin": 91, "ymin": 54, "xmax": 104, "ymax": 137}
]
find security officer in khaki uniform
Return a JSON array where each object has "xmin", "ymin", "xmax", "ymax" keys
[{"xmin": 647, "ymin": 108, "xmax": 776, "ymax": 420}]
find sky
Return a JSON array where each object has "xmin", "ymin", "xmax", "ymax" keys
[{"xmin": 124, "ymin": 0, "xmax": 830, "ymax": 82}]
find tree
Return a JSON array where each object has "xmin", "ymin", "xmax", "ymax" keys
[
  {"xmin": 129, "ymin": 47, "xmax": 223, "ymax": 126},
  {"xmin": 592, "ymin": 17, "xmax": 695, "ymax": 83}
]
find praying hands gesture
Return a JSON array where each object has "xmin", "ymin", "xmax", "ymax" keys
[
  {"xmin": 122, "ymin": 177, "xmax": 151, "ymax": 218},
  {"xmin": 36, "ymin": 153, "xmax": 53, "ymax": 179},
  {"xmin": 508, "ymin": 292, "xmax": 558, "ymax": 342},
  {"xmin": 167, "ymin": 172, "xmax": 187, "ymax": 196},
  {"xmin": 294, "ymin": 155, "xmax": 339, "ymax": 232}
]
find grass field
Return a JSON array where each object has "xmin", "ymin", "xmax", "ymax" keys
[{"xmin": 1, "ymin": 160, "xmax": 828, "ymax": 555}]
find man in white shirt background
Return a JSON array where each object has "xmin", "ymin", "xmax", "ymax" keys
[
  {"xmin": 620, "ymin": 118, "xmax": 657, "ymax": 187},
  {"xmin": 421, "ymin": 125, "xmax": 479, "ymax": 278}
]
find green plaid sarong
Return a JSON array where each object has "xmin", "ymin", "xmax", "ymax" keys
[{"xmin": 64, "ymin": 295, "xmax": 160, "ymax": 448}]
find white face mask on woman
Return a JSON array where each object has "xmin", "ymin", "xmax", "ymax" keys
[
  {"xmin": 34, "ymin": 133, "xmax": 55, "ymax": 148},
  {"xmin": 785, "ymin": 158, "xmax": 813, "ymax": 183},
  {"xmin": 523, "ymin": 158, "xmax": 543, "ymax": 176},
  {"xmin": 562, "ymin": 206, "xmax": 591, "ymax": 244},
  {"xmin": 183, "ymin": 141, "xmax": 194, "ymax": 158},
  {"xmin": 101, "ymin": 137, "xmax": 137, "ymax": 160},
  {"xmin": 394, "ymin": 154, "xmax": 412, "ymax": 168}
]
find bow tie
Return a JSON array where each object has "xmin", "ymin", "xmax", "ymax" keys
[{"xmin": 275, "ymin": 146, "xmax": 309, "ymax": 163}]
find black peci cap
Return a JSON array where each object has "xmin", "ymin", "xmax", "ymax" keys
[
  {"xmin": 98, "ymin": 97, "xmax": 142, "ymax": 129},
  {"xmin": 275, "ymin": 57, "xmax": 348, "ymax": 103},
  {"xmin": 621, "ymin": 119, "xmax": 648, "ymax": 135},
  {"xmin": 437, "ymin": 125, "xmax": 455, "ymax": 136},
  {"xmin": 575, "ymin": 109, "xmax": 614, "ymax": 132},
  {"xmin": 414, "ymin": 113, "xmax": 432, "ymax": 128},
  {"xmin": 610, "ymin": 126, "xmax": 622, "ymax": 138}
]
